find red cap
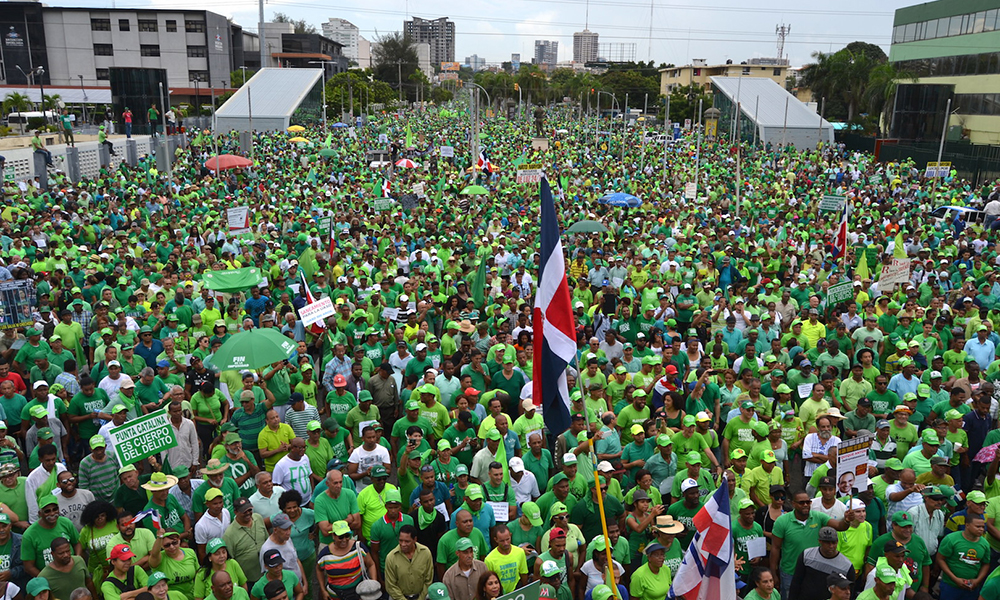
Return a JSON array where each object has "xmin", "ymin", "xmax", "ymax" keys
[
  {"xmin": 664, "ymin": 365, "xmax": 678, "ymax": 374},
  {"xmin": 549, "ymin": 527, "xmax": 566, "ymax": 541},
  {"xmin": 464, "ymin": 388, "xmax": 480, "ymax": 397},
  {"xmin": 333, "ymin": 374, "xmax": 347, "ymax": 387},
  {"xmin": 109, "ymin": 544, "xmax": 136, "ymax": 561}
]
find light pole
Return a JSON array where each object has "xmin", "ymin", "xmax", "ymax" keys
[
  {"xmin": 309, "ymin": 60, "xmax": 337, "ymax": 128},
  {"xmin": 36, "ymin": 66, "xmax": 46, "ymax": 123},
  {"xmin": 596, "ymin": 91, "xmax": 618, "ymax": 154},
  {"xmin": 468, "ymin": 82, "xmax": 491, "ymax": 117},
  {"xmin": 78, "ymin": 75, "xmax": 87, "ymax": 125}
]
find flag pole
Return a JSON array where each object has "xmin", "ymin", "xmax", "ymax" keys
[{"xmin": 585, "ymin": 390, "xmax": 619, "ymax": 597}]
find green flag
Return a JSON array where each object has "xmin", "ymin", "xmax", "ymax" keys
[
  {"xmin": 856, "ymin": 248, "xmax": 871, "ymax": 281},
  {"xmin": 471, "ymin": 246, "xmax": 489, "ymax": 309},
  {"xmin": 893, "ymin": 232, "xmax": 907, "ymax": 259},
  {"xmin": 406, "ymin": 123, "xmax": 414, "ymax": 148}
]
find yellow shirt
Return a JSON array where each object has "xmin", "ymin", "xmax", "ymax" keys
[
  {"xmin": 257, "ymin": 423, "xmax": 295, "ymax": 471},
  {"xmin": 800, "ymin": 321, "xmax": 827, "ymax": 350}
]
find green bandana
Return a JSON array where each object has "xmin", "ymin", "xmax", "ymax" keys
[{"xmin": 418, "ymin": 505, "xmax": 437, "ymax": 529}]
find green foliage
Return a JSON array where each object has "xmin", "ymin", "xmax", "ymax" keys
[
  {"xmin": 431, "ymin": 87, "xmax": 453, "ymax": 103},
  {"xmin": 371, "ymin": 32, "xmax": 419, "ymax": 101},
  {"xmin": 230, "ymin": 69, "xmax": 256, "ymax": 88},
  {"xmin": 2, "ymin": 92, "xmax": 32, "ymax": 114},
  {"xmin": 799, "ymin": 42, "xmax": 898, "ymax": 125},
  {"xmin": 666, "ymin": 84, "xmax": 713, "ymax": 123},
  {"xmin": 271, "ymin": 12, "xmax": 317, "ymax": 35}
]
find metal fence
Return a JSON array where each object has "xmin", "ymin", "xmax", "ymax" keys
[{"xmin": 838, "ymin": 133, "xmax": 1000, "ymax": 186}]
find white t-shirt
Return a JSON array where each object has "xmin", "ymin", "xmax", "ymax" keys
[
  {"xmin": 272, "ymin": 455, "xmax": 313, "ymax": 497},
  {"xmin": 194, "ymin": 509, "xmax": 232, "ymax": 545},
  {"xmin": 580, "ymin": 559, "xmax": 625, "ymax": 594},
  {"xmin": 810, "ymin": 496, "xmax": 846, "ymax": 520},
  {"xmin": 510, "ymin": 471, "xmax": 540, "ymax": 505},
  {"xmin": 348, "ymin": 445, "xmax": 390, "ymax": 492}
]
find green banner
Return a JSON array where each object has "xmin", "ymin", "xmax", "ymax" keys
[
  {"xmin": 203, "ymin": 268, "xmax": 264, "ymax": 293},
  {"xmin": 827, "ymin": 281, "xmax": 854, "ymax": 305},
  {"xmin": 109, "ymin": 409, "xmax": 179, "ymax": 465},
  {"xmin": 496, "ymin": 580, "xmax": 541, "ymax": 600},
  {"xmin": 373, "ymin": 198, "xmax": 395, "ymax": 211}
]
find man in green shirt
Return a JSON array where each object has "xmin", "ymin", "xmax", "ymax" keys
[
  {"xmin": 771, "ymin": 490, "xmax": 854, "ymax": 599},
  {"xmin": 866, "ymin": 511, "xmax": 932, "ymax": 593},
  {"xmin": 936, "ymin": 515, "xmax": 990, "ymax": 597}
]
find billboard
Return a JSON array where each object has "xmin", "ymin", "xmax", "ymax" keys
[
  {"xmin": 441, "ymin": 61, "xmax": 460, "ymax": 71},
  {"xmin": 0, "ymin": 280, "xmax": 37, "ymax": 330}
]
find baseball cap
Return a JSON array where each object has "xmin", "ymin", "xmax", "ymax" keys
[
  {"xmin": 455, "ymin": 538, "xmax": 474, "ymax": 552},
  {"xmin": 680, "ymin": 478, "xmax": 698, "ymax": 492},
  {"xmin": 109, "ymin": 543, "xmax": 137, "ymax": 561},
  {"xmin": 817, "ymin": 526, "xmax": 838, "ymax": 542},
  {"xmin": 884, "ymin": 539, "xmax": 909, "ymax": 554},
  {"xmin": 521, "ymin": 501, "xmax": 543, "ymax": 526},
  {"xmin": 428, "ymin": 583, "xmax": 451, "ymax": 600},
  {"xmin": 891, "ymin": 512, "xmax": 913, "ymax": 526},
  {"xmin": 263, "ymin": 549, "xmax": 285, "ymax": 568}
]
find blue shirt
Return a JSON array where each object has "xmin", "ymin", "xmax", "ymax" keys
[
  {"xmin": 408, "ymin": 480, "xmax": 450, "ymax": 509},
  {"xmin": 244, "ymin": 295, "xmax": 270, "ymax": 326},
  {"xmin": 134, "ymin": 338, "xmax": 164, "ymax": 367},
  {"xmin": 888, "ymin": 372, "xmax": 920, "ymax": 400},
  {"xmin": 964, "ymin": 338, "xmax": 996, "ymax": 370},
  {"xmin": 449, "ymin": 501, "xmax": 496, "ymax": 541}
]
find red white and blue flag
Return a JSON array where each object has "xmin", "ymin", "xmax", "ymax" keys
[
  {"xmin": 669, "ymin": 479, "xmax": 737, "ymax": 600},
  {"xmin": 532, "ymin": 176, "xmax": 576, "ymax": 435},
  {"xmin": 477, "ymin": 151, "xmax": 493, "ymax": 175},
  {"xmin": 832, "ymin": 201, "xmax": 849, "ymax": 259},
  {"xmin": 381, "ymin": 179, "xmax": 392, "ymax": 198},
  {"xmin": 132, "ymin": 508, "xmax": 161, "ymax": 530}
]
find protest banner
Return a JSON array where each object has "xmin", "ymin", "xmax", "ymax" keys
[
  {"xmin": 826, "ymin": 281, "xmax": 854, "ymax": 306},
  {"xmin": 109, "ymin": 409, "xmax": 178, "ymax": 465},
  {"xmin": 227, "ymin": 206, "xmax": 251, "ymax": 235},
  {"xmin": 372, "ymin": 198, "xmax": 394, "ymax": 211},
  {"xmin": 836, "ymin": 435, "xmax": 873, "ymax": 498},
  {"xmin": 299, "ymin": 297, "xmax": 335, "ymax": 327},
  {"xmin": 496, "ymin": 581, "xmax": 540, "ymax": 600},
  {"xmin": 0, "ymin": 280, "xmax": 36, "ymax": 330},
  {"xmin": 819, "ymin": 195, "xmax": 846, "ymax": 212},
  {"xmin": 685, "ymin": 183, "xmax": 697, "ymax": 199},
  {"xmin": 925, "ymin": 161, "xmax": 951, "ymax": 178},
  {"xmin": 440, "ymin": 146, "xmax": 455, "ymax": 157},
  {"xmin": 516, "ymin": 166, "xmax": 543, "ymax": 184},
  {"xmin": 879, "ymin": 258, "xmax": 911, "ymax": 287}
]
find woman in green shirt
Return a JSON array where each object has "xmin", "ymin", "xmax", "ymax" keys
[
  {"xmin": 79, "ymin": 501, "xmax": 120, "ymax": 587},
  {"xmin": 744, "ymin": 568, "xmax": 779, "ymax": 600},
  {"xmin": 278, "ymin": 490, "xmax": 317, "ymax": 586},
  {"xmin": 190, "ymin": 381, "xmax": 229, "ymax": 459},
  {"xmin": 149, "ymin": 531, "xmax": 198, "ymax": 600},
  {"xmin": 192, "ymin": 538, "xmax": 247, "ymax": 600}
]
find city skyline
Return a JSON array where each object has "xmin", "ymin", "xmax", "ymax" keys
[{"xmin": 41, "ymin": 0, "xmax": 915, "ymax": 69}]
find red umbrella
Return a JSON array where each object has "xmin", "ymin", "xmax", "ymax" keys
[
  {"xmin": 204, "ymin": 154, "xmax": 253, "ymax": 171},
  {"xmin": 975, "ymin": 442, "xmax": 999, "ymax": 463},
  {"xmin": 395, "ymin": 159, "xmax": 420, "ymax": 168}
]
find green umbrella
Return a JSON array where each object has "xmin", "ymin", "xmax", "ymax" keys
[
  {"xmin": 319, "ymin": 148, "xmax": 337, "ymax": 157},
  {"xmin": 566, "ymin": 220, "xmax": 608, "ymax": 233},
  {"xmin": 211, "ymin": 328, "xmax": 298, "ymax": 370},
  {"xmin": 460, "ymin": 185, "xmax": 489, "ymax": 195}
]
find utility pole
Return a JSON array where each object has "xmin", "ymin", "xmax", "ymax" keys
[
  {"xmin": 662, "ymin": 94, "xmax": 670, "ymax": 182},
  {"xmin": 258, "ymin": 0, "xmax": 267, "ymax": 70},
  {"xmin": 397, "ymin": 59, "xmax": 404, "ymax": 103},
  {"xmin": 693, "ymin": 98, "xmax": 702, "ymax": 199}
]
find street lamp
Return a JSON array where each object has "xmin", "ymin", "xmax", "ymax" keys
[
  {"xmin": 78, "ymin": 75, "xmax": 87, "ymax": 125},
  {"xmin": 35, "ymin": 66, "xmax": 46, "ymax": 123},
  {"xmin": 308, "ymin": 60, "xmax": 340, "ymax": 129}
]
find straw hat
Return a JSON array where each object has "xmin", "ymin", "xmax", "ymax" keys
[{"xmin": 141, "ymin": 471, "xmax": 179, "ymax": 491}]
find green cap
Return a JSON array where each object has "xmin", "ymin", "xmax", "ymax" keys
[
  {"xmin": 206, "ymin": 538, "xmax": 226, "ymax": 554},
  {"xmin": 331, "ymin": 520, "xmax": 352, "ymax": 537},
  {"xmin": 428, "ymin": 583, "xmax": 451, "ymax": 600},
  {"xmin": 384, "ymin": 489, "xmax": 402, "ymax": 504},
  {"xmin": 455, "ymin": 537, "xmax": 474, "ymax": 552},
  {"xmin": 147, "ymin": 572, "xmax": 169, "ymax": 587},
  {"xmin": 522, "ymin": 501, "xmax": 543, "ymax": 526}
]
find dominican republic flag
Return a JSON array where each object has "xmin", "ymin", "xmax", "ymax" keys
[
  {"xmin": 298, "ymin": 268, "xmax": 327, "ymax": 335},
  {"xmin": 381, "ymin": 179, "xmax": 392, "ymax": 198},
  {"xmin": 669, "ymin": 480, "xmax": 736, "ymax": 600},
  {"xmin": 132, "ymin": 508, "xmax": 161, "ymax": 530},
  {"xmin": 477, "ymin": 151, "xmax": 493, "ymax": 175},
  {"xmin": 832, "ymin": 201, "xmax": 849, "ymax": 259},
  {"xmin": 532, "ymin": 176, "xmax": 576, "ymax": 436}
]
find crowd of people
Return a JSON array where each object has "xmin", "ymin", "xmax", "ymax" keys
[{"xmin": 0, "ymin": 103, "xmax": 998, "ymax": 600}]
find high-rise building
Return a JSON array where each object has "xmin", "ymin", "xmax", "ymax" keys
[
  {"xmin": 403, "ymin": 16, "xmax": 455, "ymax": 65},
  {"xmin": 465, "ymin": 54, "xmax": 486, "ymax": 71},
  {"xmin": 321, "ymin": 18, "xmax": 361, "ymax": 64},
  {"xmin": 573, "ymin": 29, "xmax": 599, "ymax": 63},
  {"xmin": 533, "ymin": 40, "xmax": 558, "ymax": 69}
]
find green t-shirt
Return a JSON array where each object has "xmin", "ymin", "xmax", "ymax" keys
[
  {"xmin": 666, "ymin": 499, "xmax": 704, "ymax": 548},
  {"xmin": 251, "ymin": 570, "xmax": 299, "ymax": 600},
  {"xmin": 723, "ymin": 418, "xmax": 757, "ymax": 455},
  {"xmin": 771, "ymin": 510, "xmax": 831, "ymax": 575},
  {"xmin": 314, "ymin": 488, "xmax": 359, "ymax": 545},
  {"xmin": 103, "ymin": 565, "xmax": 149, "ymax": 600},
  {"xmin": 155, "ymin": 547, "xmax": 199, "ymax": 599},
  {"xmin": 731, "ymin": 519, "xmax": 764, "ymax": 576},
  {"xmin": 22, "ymin": 517, "xmax": 81, "ymax": 568},
  {"xmin": 866, "ymin": 532, "xmax": 932, "ymax": 591},
  {"xmin": 936, "ymin": 530, "xmax": 990, "ymax": 588},
  {"xmin": 369, "ymin": 513, "xmax": 415, "ymax": 570}
]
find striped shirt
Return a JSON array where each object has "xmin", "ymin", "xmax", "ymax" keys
[
  {"xmin": 284, "ymin": 405, "xmax": 320, "ymax": 439},
  {"xmin": 317, "ymin": 542, "xmax": 366, "ymax": 591},
  {"xmin": 230, "ymin": 402, "xmax": 268, "ymax": 451},
  {"xmin": 78, "ymin": 453, "xmax": 120, "ymax": 503}
]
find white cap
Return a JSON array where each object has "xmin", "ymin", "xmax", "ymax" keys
[
  {"xmin": 521, "ymin": 398, "xmax": 536, "ymax": 411},
  {"xmin": 119, "ymin": 376, "xmax": 135, "ymax": 389},
  {"xmin": 415, "ymin": 343, "xmax": 427, "ymax": 352},
  {"xmin": 563, "ymin": 452, "xmax": 578, "ymax": 465},
  {"xmin": 849, "ymin": 499, "xmax": 866, "ymax": 511},
  {"xmin": 680, "ymin": 478, "xmax": 699, "ymax": 493},
  {"xmin": 425, "ymin": 368, "xmax": 438, "ymax": 377},
  {"xmin": 509, "ymin": 457, "xmax": 524, "ymax": 473},
  {"xmin": 108, "ymin": 360, "xmax": 121, "ymax": 367},
  {"xmin": 964, "ymin": 297, "xmax": 974, "ymax": 303},
  {"xmin": 930, "ymin": 371, "xmax": 942, "ymax": 378},
  {"xmin": 32, "ymin": 380, "xmax": 49, "ymax": 389},
  {"xmin": 597, "ymin": 461, "xmax": 614, "ymax": 472}
]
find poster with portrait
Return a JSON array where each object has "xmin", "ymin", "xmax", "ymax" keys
[
  {"xmin": 836, "ymin": 435, "xmax": 873, "ymax": 498},
  {"xmin": 0, "ymin": 280, "xmax": 36, "ymax": 329}
]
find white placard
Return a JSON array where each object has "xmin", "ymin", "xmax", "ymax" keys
[
  {"xmin": 381, "ymin": 307, "xmax": 399, "ymax": 321},
  {"xmin": 684, "ymin": 183, "xmax": 696, "ymax": 199},
  {"xmin": 439, "ymin": 146, "xmax": 455, "ymax": 157},
  {"xmin": 747, "ymin": 537, "xmax": 766, "ymax": 559},
  {"xmin": 879, "ymin": 258, "xmax": 911, "ymax": 287},
  {"xmin": 435, "ymin": 502, "xmax": 450, "ymax": 522},
  {"xmin": 488, "ymin": 501, "xmax": 510, "ymax": 522},
  {"xmin": 227, "ymin": 206, "xmax": 250, "ymax": 235},
  {"xmin": 796, "ymin": 383, "xmax": 814, "ymax": 399},
  {"xmin": 299, "ymin": 297, "xmax": 335, "ymax": 327},
  {"xmin": 836, "ymin": 435, "xmax": 873, "ymax": 498}
]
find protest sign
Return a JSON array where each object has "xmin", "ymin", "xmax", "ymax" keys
[
  {"xmin": 439, "ymin": 146, "xmax": 455, "ymax": 157},
  {"xmin": 836, "ymin": 435, "xmax": 873, "ymax": 498},
  {"xmin": 685, "ymin": 183, "xmax": 697, "ymax": 199},
  {"xmin": 227, "ymin": 206, "xmax": 251, "ymax": 235},
  {"xmin": 496, "ymin": 581, "xmax": 540, "ymax": 600},
  {"xmin": 819, "ymin": 195, "xmax": 846, "ymax": 212},
  {"xmin": 516, "ymin": 166, "xmax": 543, "ymax": 184},
  {"xmin": 109, "ymin": 409, "xmax": 179, "ymax": 465},
  {"xmin": 879, "ymin": 258, "xmax": 911, "ymax": 287},
  {"xmin": 299, "ymin": 297, "xmax": 335, "ymax": 327},
  {"xmin": 827, "ymin": 281, "xmax": 854, "ymax": 305},
  {"xmin": 0, "ymin": 280, "xmax": 36, "ymax": 330},
  {"xmin": 372, "ymin": 198, "xmax": 394, "ymax": 211}
]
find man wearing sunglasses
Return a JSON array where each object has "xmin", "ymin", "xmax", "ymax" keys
[
  {"xmin": 54, "ymin": 470, "xmax": 95, "ymax": 530},
  {"xmin": 569, "ymin": 476, "xmax": 624, "ymax": 542},
  {"xmin": 21, "ymin": 495, "xmax": 81, "ymax": 577}
]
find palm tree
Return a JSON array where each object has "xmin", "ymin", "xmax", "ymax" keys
[
  {"xmin": 2, "ymin": 92, "xmax": 31, "ymax": 114},
  {"xmin": 865, "ymin": 63, "xmax": 916, "ymax": 137}
]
